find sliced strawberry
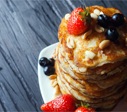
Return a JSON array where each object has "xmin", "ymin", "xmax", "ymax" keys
[
  {"xmin": 67, "ymin": 7, "xmax": 91, "ymax": 35},
  {"xmin": 40, "ymin": 94, "xmax": 76, "ymax": 112}
]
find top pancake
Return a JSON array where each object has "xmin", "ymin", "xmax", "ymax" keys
[{"xmin": 58, "ymin": 6, "xmax": 127, "ymax": 69}]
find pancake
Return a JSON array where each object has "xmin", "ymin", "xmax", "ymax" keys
[
  {"xmin": 58, "ymin": 6, "xmax": 127, "ymax": 68},
  {"xmin": 52, "ymin": 5, "xmax": 127, "ymax": 110},
  {"xmin": 56, "ymin": 58, "xmax": 127, "ymax": 98}
]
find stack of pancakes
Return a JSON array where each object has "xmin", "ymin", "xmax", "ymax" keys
[{"xmin": 54, "ymin": 6, "xmax": 127, "ymax": 110}]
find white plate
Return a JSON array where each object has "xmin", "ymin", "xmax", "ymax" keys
[
  {"xmin": 38, "ymin": 43, "xmax": 127, "ymax": 111},
  {"xmin": 38, "ymin": 43, "xmax": 58, "ymax": 103}
]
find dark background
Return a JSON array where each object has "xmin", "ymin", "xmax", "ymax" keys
[{"xmin": 0, "ymin": 0, "xmax": 127, "ymax": 111}]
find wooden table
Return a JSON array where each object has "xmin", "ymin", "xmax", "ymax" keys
[{"xmin": 0, "ymin": 0, "xmax": 127, "ymax": 111}]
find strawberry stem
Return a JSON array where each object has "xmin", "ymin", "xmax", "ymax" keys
[
  {"xmin": 76, "ymin": 101, "xmax": 90, "ymax": 108},
  {"xmin": 79, "ymin": 7, "xmax": 91, "ymax": 24}
]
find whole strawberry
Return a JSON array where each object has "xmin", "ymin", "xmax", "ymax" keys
[
  {"xmin": 67, "ymin": 7, "xmax": 91, "ymax": 35},
  {"xmin": 75, "ymin": 106, "xmax": 96, "ymax": 112},
  {"xmin": 40, "ymin": 94, "xmax": 76, "ymax": 112}
]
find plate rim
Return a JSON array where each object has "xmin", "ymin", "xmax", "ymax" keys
[
  {"xmin": 37, "ymin": 42, "xmax": 127, "ymax": 111},
  {"xmin": 38, "ymin": 42, "xmax": 58, "ymax": 103}
]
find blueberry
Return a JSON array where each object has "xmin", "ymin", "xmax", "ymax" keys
[
  {"xmin": 97, "ymin": 14, "xmax": 111, "ymax": 28},
  {"xmin": 39, "ymin": 57, "xmax": 50, "ymax": 67},
  {"xmin": 44, "ymin": 66, "xmax": 55, "ymax": 76},
  {"xmin": 49, "ymin": 58, "xmax": 55, "ymax": 66},
  {"xmin": 105, "ymin": 27, "xmax": 119, "ymax": 41},
  {"xmin": 112, "ymin": 13, "xmax": 125, "ymax": 27}
]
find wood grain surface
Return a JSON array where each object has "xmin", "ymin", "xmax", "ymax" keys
[{"xmin": 0, "ymin": 0, "xmax": 127, "ymax": 111}]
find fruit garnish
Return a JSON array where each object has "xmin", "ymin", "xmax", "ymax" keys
[
  {"xmin": 97, "ymin": 13, "xmax": 125, "ymax": 28},
  {"xmin": 112, "ymin": 13, "xmax": 125, "ymax": 27},
  {"xmin": 67, "ymin": 7, "xmax": 91, "ymax": 35},
  {"xmin": 75, "ymin": 101, "xmax": 96, "ymax": 112},
  {"xmin": 39, "ymin": 57, "xmax": 50, "ymax": 67},
  {"xmin": 49, "ymin": 58, "xmax": 55, "ymax": 66},
  {"xmin": 75, "ymin": 106, "xmax": 96, "ymax": 112},
  {"xmin": 39, "ymin": 57, "xmax": 55, "ymax": 76},
  {"xmin": 97, "ymin": 13, "xmax": 125, "ymax": 41},
  {"xmin": 40, "ymin": 94, "xmax": 76, "ymax": 112},
  {"xmin": 97, "ymin": 14, "xmax": 111, "ymax": 28},
  {"xmin": 44, "ymin": 65, "xmax": 55, "ymax": 76},
  {"xmin": 105, "ymin": 27, "xmax": 119, "ymax": 41},
  {"xmin": 79, "ymin": 7, "xmax": 91, "ymax": 24}
]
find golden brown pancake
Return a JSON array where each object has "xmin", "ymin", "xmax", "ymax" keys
[{"xmin": 53, "ymin": 5, "xmax": 127, "ymax": 110}]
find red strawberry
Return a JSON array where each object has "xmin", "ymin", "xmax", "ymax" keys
[
  {"xmin": 67, "ymin": 7, "xmax": 91, "ymax": 35},
  {"xmin": 75, "ymin": 106, "xmax": 96, "ymax": 112},
  {"xmin": 40, "ymin": 94, "xmax": 76, "ymax": 112}
]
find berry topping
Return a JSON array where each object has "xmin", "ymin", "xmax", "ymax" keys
[
  {"xmin": 112, "ymin": 13, "xmax": 125, "ymax": 27},
  {"xmin": 67, "ymin": 7, "xmax": 91, "ymax": 35},
  {"xmin": 97, "ymin": 13, "xmax": 125, "ymax": 41},
  {"xmin": 75, "ymin": 101, "xmax": 96, "ymax": 112},
  {"xmin": 41, "ymin": 94, "xmax": 76, "ymax": 111},
  {"xmin": 39, "ymin": 57, "xmax": 55, "ymax": 76},
  {"xmin": 49, "ymin": 58, "xmax": 55, "ymax": 66},
  {"xmin": 97, "ymin": 14, "xmax": 111, "ymax": 28},
  {"xmin": 44, "ymin": 65, "xmax": 55, "ymax": 76},
  {"xmin": 39, "ymin": 57, "xmax": 50, "ymax": 67},
  {"xmin": 105, "ymin": 27, "xmax": 119, "ymax": 41},
  {"xmin": 75, "ymin": 106, "xmax": 96, "ymax": 112}
]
